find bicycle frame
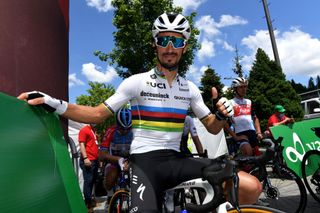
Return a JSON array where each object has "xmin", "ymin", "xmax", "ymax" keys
[{"xmin": 167, "ymin": 178, "xmax": 214, "ymax": 205}]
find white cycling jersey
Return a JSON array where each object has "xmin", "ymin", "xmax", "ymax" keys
[
  {"xmin": 230, "ymin": 97, "xmax": 255, "ymax": 133},
  {"xmin": 104, "ymin": 68, "xmax": 211, "ymax": 154}
]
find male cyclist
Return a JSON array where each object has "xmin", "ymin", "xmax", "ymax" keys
[
  {"xmin": 99, "ymin": 107, "xmax": 133, "ymax": 191},
  {"xmin": 180, "ymin": 114, "xmax": 204, "ymax": 155},
  {"xmin": 225, "ymin": 77, "xmax": 263, "ymax": 157},
  {"xmin": 18, "ymin": 12, "xmax": 262, "ymax": 212}
]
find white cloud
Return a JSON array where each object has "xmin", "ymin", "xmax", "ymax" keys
[
  {"xmin": 173, "ymin": 0, "xmax": 207, "ymax": 11},
  {"xmin": 216, "ymin": 15, "xmax": 248, "ymax": 28},
  {"xmin": 195, "ymin": 15, "xmax": 220, "ymax": 39},
  {"xmin": 186, "ymin": 65, "xmax": 208, "ymax": 85},
  {"xmin": 86, "ymin": 0, "xmax": 113, "ymax": 12},
  {"xmin": 216, "ymin": 39, "xmax": 235, "ymax": 52},
  {"xmin": 241, "ymin": 27, "xmax": 320, "ymax": 80},
  {"xmin": 81, "ymin": 63, "xmax": 118, "ymax": 83},
  {"xmin": 69, "ymin": 73, "xmax": 85, "ymax": 87},
  {"xmin": 197, "ymin": 38, "xmax": 215, "ymax": 61},
  {"xmin": 195, "ymin": 15, "xmax": 247, "ymax": 60}
]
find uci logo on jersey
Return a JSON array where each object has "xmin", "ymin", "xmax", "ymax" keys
[{"xmin": 146, "ymin": 81, "xmax": 166, "ymax": 89}]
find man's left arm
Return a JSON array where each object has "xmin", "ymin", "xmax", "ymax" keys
[{"xmin": 253, "ymin": 116, "xmax": 263, "ymax": 140}]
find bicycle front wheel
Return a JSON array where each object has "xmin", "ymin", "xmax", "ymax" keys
[
  {"xmin": 251, "ymin": 164, "xmax": 307, "ymax": 213},
  {"xmin": 227, "ymin": 205, "xmax": 285, "ymax": 213},
  {"xmin": 108, "ymin": 190, "xmax": 130, "ymax": 213},
  {"xmin": 301, "ymin": 150, "xmax": 320, "ymax": 203}
]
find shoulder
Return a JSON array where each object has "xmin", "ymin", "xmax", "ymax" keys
[
  {"xmin": 80, "ymin": 125, "xmax": 90, "ymax": 133},
  {"xmin": 185, "ymin": 80, "xmax": 201, "ymax": 95},
  {"xmin": 122, "ymin": 70, "xmax": 153, "ymax": 85}
]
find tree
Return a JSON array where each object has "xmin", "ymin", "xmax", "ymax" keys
[
  {"xmin": 316, "ymin": 75, "xmax": 320, "ymax": 89},
  {"xmin": 232, "ymin": 46, "xmax": 244, "ymax": 77},
  {"xmin": 248, "ymin": 48, "xmax": 303, "ymax": 130},
  {"xmin": 290, "ymin": 79, "xmax": 308, "ymax": 94},
  {"xmin": 199, "ymin": 66, "xmax": 224, "ymax": 112},
  {"xmin": 94, "ymin": 0, "xmax": 200, "ymax": 78},
  {"xmin": 76, "ymin": 82, "xmax": 116, "ymax": 142},
  {"xmin": 308, "ymin": 77, "xmax": 316, "ymax": 90}
]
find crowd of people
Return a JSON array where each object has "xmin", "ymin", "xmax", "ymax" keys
[{"xmin": 17, "ymin": 11, "xmax": 295, "ymax": 213}]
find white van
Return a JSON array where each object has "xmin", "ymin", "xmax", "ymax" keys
[{"xmin": 300, "ymin": 97, "xmax": 320, "ymax": 120}]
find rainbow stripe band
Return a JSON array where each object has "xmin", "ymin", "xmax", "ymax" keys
[{"xmin": 131, "ymin": 105, "xmax": 187, "ymax": 132}]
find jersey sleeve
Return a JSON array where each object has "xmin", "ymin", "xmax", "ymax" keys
[
  {"xmin": 187, "ymin": 116, "xmax": 198, "ymax": 137},
  {"xmin": 104, "ymin": 75, "xmax": 138, "ymax": 113},
  {"xmin": 188, "ymin": 81, "xmax": 211, "ymax": 120}
]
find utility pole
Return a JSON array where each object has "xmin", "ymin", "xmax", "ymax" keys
[{"xmin": 261, "ymin": 0, "xmax": 282, "ymax": 68}]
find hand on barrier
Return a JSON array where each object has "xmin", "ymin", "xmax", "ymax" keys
[{"xmin": 18, "ymin": 91, "xmax": 68, "ymax": 115}]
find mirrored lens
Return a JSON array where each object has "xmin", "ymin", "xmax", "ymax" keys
[{"xmin": 156, "ymin": 36, "xmax": 186, "ymax": 49}]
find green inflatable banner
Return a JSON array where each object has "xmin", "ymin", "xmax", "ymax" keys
[
  {"xmin": 270, "ymin": 118, "xmax": 320, "ymax": 177},
  {"xmin": 0, "ymin": 93, "xmax": 86, "ymax": 213}
]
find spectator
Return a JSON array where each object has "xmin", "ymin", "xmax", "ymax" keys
[
  {"xmin": 79, "ymin": 124, "xmax": 99, "ymax": 212},
  {"xmin": 265, "ymin": 104, "xmax": 294, "ymax": 137}
]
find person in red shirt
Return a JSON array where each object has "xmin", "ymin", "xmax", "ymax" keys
[
  {"xmin": 266, "ymin": 105, "xmax": 294, "ymax": 137},
  {"xmin": 79, "ymin": 124, "xmax": 99, "ymax": 212}
]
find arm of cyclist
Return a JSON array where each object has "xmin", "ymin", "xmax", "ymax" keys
[
  {"xmin": 253, "ymin": 115, "xmax": 263, "ymax": 140},
  {"xmin": 17, "ymin": 91, "xmax": 111, "ymax": 123},
  {"xmin": 192, "ymin": 135, "xmax": 204, "ymax": 154},
  {"xmin": 224, "ymin": 124, "xmax": 248, "ymax": 142},
  {"xmin": 99, "ymin": 149, "xmax": 129, "ymax": 171}
]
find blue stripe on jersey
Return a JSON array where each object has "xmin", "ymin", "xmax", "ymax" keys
[{"xmin": 131, "ymin": 105, "xmax": 187, "ymax": 114}]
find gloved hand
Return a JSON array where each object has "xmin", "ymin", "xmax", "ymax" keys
[
  {"xmin": 26, "ymin": 91, "xmax": 68, "ymax": 115},
  {"xmin": 118, "ymin": 157, "xmax": 125, "ymax": 171},
  {"xmin": 215, "ymin": 97, "xmax": 234, "ymax": 121}
]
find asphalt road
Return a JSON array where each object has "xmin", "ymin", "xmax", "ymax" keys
[{"xmin": 93, "ymin": 191, "xmax": 319, "ymax": 212}]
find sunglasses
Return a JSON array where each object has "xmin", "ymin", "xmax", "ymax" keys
[{"xmin": 155, "ymin": 36, "xmax": 187, "ymax": 49}]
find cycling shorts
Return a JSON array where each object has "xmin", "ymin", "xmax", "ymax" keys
[
  {"xmin": 129, "ymin": 149, "xmax": 214, "ymax": 212},
  {"xmin": 236, "ymin": 130, "xmax": 258, "ymax": 148}
]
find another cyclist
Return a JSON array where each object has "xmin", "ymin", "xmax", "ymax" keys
[
  {"xmin": 99, "ymin": 107, "xmax": 133, "ymax": 191},
  {"xmin": 225, "ymin": 77, "xmax": 263, "ymax": 157},
  {"xmin": 180, "ymin": 114, "xmax": 204, "ymax": 155},
  {"xmin": 18, "ymin": 12, "xmax": 262, "ymax": 212}
]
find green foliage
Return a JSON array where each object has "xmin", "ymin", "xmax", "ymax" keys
[
  {"xmin": 232, "ymin": 46, "xmax": 244, "ymax": 77},
  {"xmin": 290, "ymin": 79, "xmax": 308, "ymax": 94},
  {"xmin": 248, "ymin": 48, "xmax": 304, "ymax": 130},
  {"xmin": 95, "ymin": 0, "xmax": 200, "ymax": 78},
  {"xmin": 308, "ymin": 77, "xmax": 316, "ymax": 90},
  {"xmin": 199, "ymin": 66, "xmax": 224, "ymax": 111},
  {"xmin": 76, "ymin": 82, "xmax": 116, "ymax": 142}
]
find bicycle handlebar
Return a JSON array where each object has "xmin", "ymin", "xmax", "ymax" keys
[
  {"xmin": 185, "ymin": 138, "xmax": 277, "ymax": 212},
  {"xmin": 186, "ymin": 158, "xmax": 237, "ymax": 212},
  {"xmin": 185, "ymin": 149, "xmax": 208, "ymax": 158}
]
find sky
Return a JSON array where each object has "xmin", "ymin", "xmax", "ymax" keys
[{"xmin": 68, "ymin": 0, "xmax": 320, "ymax": 103}]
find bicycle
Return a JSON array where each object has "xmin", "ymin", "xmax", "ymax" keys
[
  {"xmin": 301, "ymin": 127, "xmax": 320, "ymax": 203},
  {"xmin": 107, "ymin": 169, "xmax": 130, "ymax": 213},
  {"xmin": 165, "ymin": 151, "xmax": 209, "ymax": 211},
  {"xmin": 245, "ymin": 137, "xmax": 307, "ymax": 213},
  {"xmin": 166, "ymin": 138, "xmax": 286, "ymax": 213}
]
